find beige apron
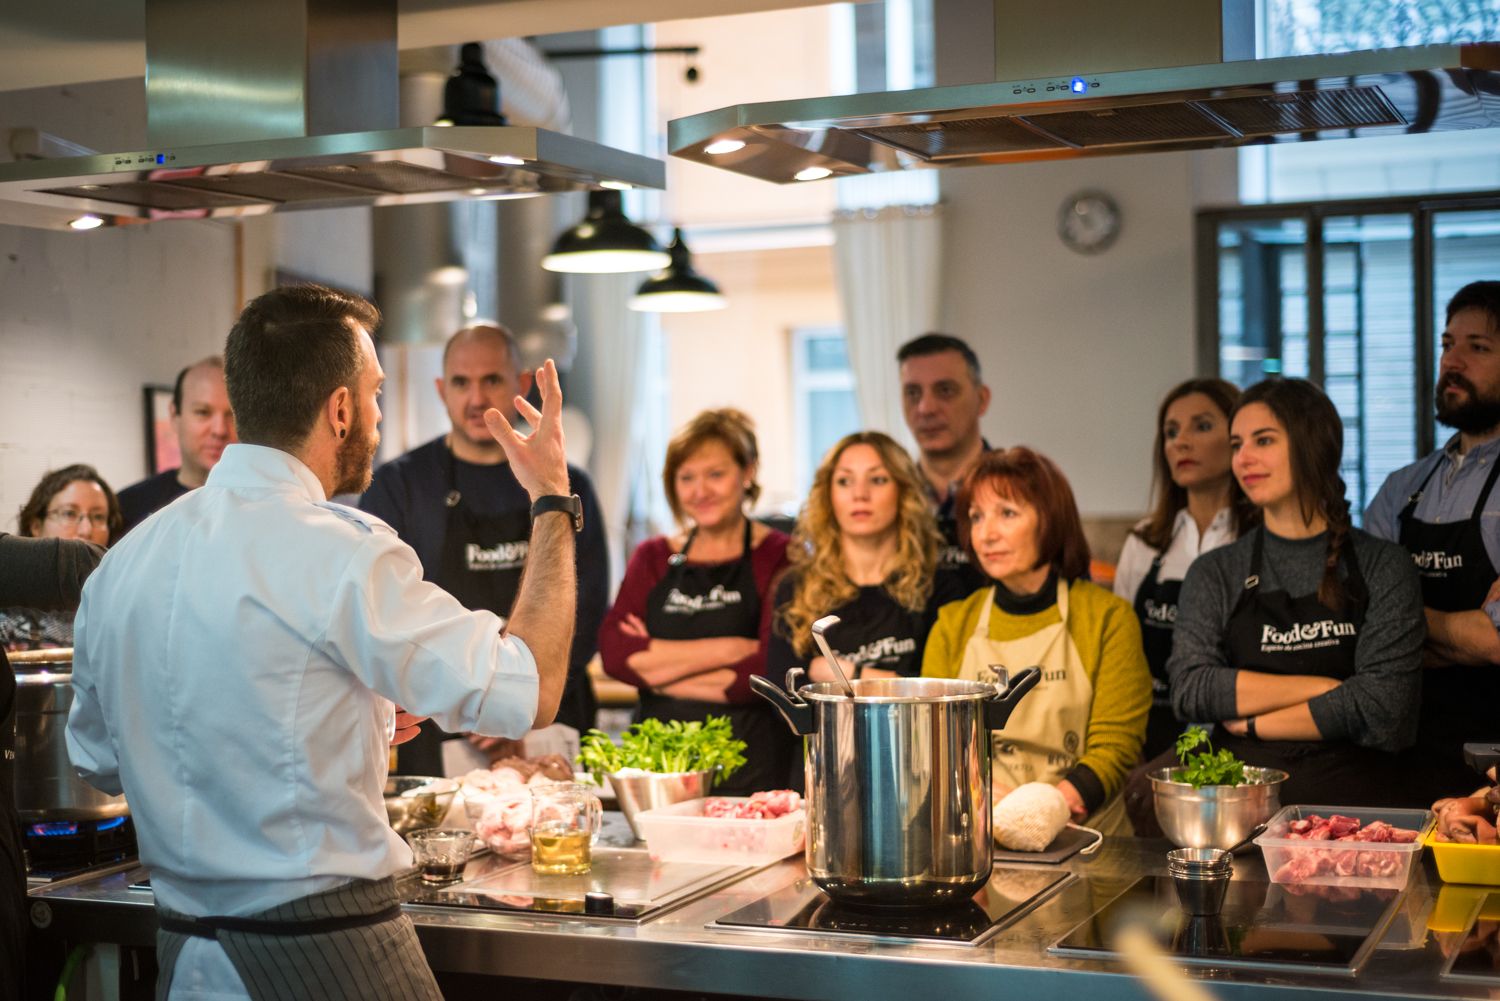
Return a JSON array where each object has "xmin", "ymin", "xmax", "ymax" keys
[{"xmin": 957, "ymin": 582, "xmax": 1130, "ymax": 835}]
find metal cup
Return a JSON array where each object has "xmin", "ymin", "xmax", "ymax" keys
[{"xmin": 1172, "ymin": 871, "xmax": 1231, "ymax": 916}]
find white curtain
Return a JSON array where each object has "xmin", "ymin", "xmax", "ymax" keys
[
  {"xmin": 564, "ymin": 272, "xmax": 657, "ymax": 589},
  {"xmin": 831, "ymin": 204, "xmax": 943, "ymax": 446}
]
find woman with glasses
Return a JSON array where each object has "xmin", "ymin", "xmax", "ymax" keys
[{"xmin": 2, "ymin": 464, "xmax": 120, "ymax": 651}]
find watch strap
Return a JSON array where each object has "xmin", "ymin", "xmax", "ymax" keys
[{"xmin": 531, "ymin": 493, "xmax": 583, "ymax": 532}]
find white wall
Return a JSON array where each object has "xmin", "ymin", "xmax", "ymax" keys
[
  {"xmin": 0, "ymin": 78, "xmax": 258, "ymax": 530},
  {"xmin": 942, "ymin": 149, "xmax": 1237, "ymax": 517}
]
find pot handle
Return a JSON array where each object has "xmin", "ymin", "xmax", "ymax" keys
[
  {"xmin": 983, "ymin": 666, "xmax": 1041, "ymax": 731},
  {"xmin": 750, "ymin": 673, "xmax": 816, "ymax": 736}
]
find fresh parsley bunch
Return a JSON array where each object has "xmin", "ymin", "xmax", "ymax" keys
[
  {"xmin": 577, "ymin": 716, "xmax": 747, "ymax": 787},
  {"xmin": 1172, "ymin": 725, "xmax": 1247, "ymax": 789}
]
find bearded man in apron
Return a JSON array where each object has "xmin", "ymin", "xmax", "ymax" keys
[
  {"xmin": 1367, "ymin": 281, "xmax": 1500, "ymax": 805},
  {"xmin": 922, "ymin": 447, "xmax": 1150, "ymax": 835},
  {"xmin": 361, "ymin": 324, "xmax": 608, "ymax": 774}
]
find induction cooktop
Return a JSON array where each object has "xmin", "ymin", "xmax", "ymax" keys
[
  {"xmin": 1050, "ymin": 876, "xmax": 1404, "ymax": 977},
  {"xmin": 714, "ymin": 868, "xmax": 1073, "ymax": 947}
]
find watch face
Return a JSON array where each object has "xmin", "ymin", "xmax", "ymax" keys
[{"xmin": 1058, "ymin": 192, "xmax": 1121, "ymax": 254}]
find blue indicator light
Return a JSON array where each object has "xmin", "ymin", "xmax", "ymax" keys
[
  {"xmin": 1070, "ymin": 77, "xmax": 1088, "ymax": 94},
  {"xmin": 156, "ymin": 154, "xmax": 165, "ymax": 164}
]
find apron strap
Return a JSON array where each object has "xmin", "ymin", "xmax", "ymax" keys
[{"xmin": 158, "ymin": 904, "xmax": 403, "ymax": 939}]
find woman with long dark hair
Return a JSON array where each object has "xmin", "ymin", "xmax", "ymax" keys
[
  {"xmin": 1168, "ymin": 379, "xmax": 1425, "ymax": 806},
  {"xmin": 1114, "ymin": 379, "xmax": 1253, "ymax": 758}
]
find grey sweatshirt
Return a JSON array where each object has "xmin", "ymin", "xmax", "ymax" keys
[{"xmin": 1166, "ymin": 526, "xmax": 1424, "ymax": 753}]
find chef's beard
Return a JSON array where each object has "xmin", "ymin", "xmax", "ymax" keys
[
  {"xmin": 333, "ymin": 400, "xmax": 379, "ymax": 496},
  {"xmin": 1437, "ymin": 373, "xmax": 1500, "ymax": 434}
]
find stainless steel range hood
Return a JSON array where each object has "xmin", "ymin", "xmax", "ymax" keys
[
  {"xmin": 669, "ymin": 42, "xmax": 1500, "ymax": 183},
  {"xmin": 0, "ymin": 0, "xmax": 662, "ymax": 228}
]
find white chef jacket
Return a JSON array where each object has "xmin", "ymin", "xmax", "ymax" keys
[
  {"xmin": 1113, "ymin": 506, "xmax": 1236, "ymax": 604},
  {"xmin": 67, "ymin": 444, "xmax": 539, "ymax": 996}
]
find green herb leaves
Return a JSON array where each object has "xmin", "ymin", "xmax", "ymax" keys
[
  {"xmin": 577, "ymin": 716, "xmax": 748, "ymax": 787},
  {"xmin": 1172, "ymin": 725, "xmax": 1247, "ymax": 789}
]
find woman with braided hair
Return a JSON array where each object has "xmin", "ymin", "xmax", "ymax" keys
[{"xmin": 1166, "ymin": 378, "xmax": 1426, "ymax": 807}]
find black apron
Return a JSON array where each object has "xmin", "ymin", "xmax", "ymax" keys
[
  {"xmin": 399, "ymin": 447, "xmax": 533, "ymax": 777},
  {"xmin": 1214, "ymin": 529, "xmax": 1401, "ymax": 807},
  {"xmin": 639, "ymin": 521, "xmax": 792, "ymax": 795},
  {"xmin": 0, "ymin": 650, "xmax": 23, "ymax": 1000},
  {"xmin": 1396, "ymin": 456, "xmax": 1500, "ymax": 802},
  {"xmin": 1133, "ymin": 552, "xmax": 1184, "ymax": 759}
]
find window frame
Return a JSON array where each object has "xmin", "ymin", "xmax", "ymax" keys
[{"xmin": 1196, "ymin": 188, "xmax": 1500, "ymax": 460}]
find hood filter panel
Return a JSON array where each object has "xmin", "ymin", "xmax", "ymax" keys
[
  {"xmin": 1200, "ymin": 86, "xmax": 1404, "ymax": 136},
  {"xmin": 41, "ymin": 182, "xmax": 259, "ymax": 210},
  {"xmin": 1019, "ymin": 102, "xmax": 1231, "ymax": 147},
  {"xmin": 851, "ymin": 117, "xmax": 1067, "ymax": 161}
]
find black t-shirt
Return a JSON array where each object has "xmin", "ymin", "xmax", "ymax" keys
[
  {"xmin": 358, "ymin": 437, "xmax": 609, "ymax": 733},
  {"xmin": 767, "ymin": 569, "xmax": 969, "ymax": 680},
  {"xmin": 117, "ymin": 468, "xmax": 191, "ymax": 536}
]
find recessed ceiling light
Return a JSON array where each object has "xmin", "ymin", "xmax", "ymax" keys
[
  {"xmin": 794, "ymin": 166, "xmax": 832, "ymax": 181},
  {"xmin": 599, "ymin": 180, "xmax": 633, "ymax": 190},
  {"xmin": 433, "ymin": 118, "xmax": 455, "ymax": 127},
  {"xmin": 79, "ymin": 184, "xmax": 104, "ymax": 191},
  {"xmin": 488, "ymin": 154, "xmax": 525, "ymax": 165},
  {"xmin": 68, "ymin": 215, "xmax": 104, "ymax": 231},
  {"xmin": 704, "ymin": 139, "xmax": 746, "ymax": 156}
]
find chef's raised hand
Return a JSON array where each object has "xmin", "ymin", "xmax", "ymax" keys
[{"xmin": 484, "ymin": 358, "xmax": 569, "ymax": 502}]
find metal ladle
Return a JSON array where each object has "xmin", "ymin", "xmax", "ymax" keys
[{"xmin": 811, "ymin": 615, "xmax": 857, "ymax": 699}]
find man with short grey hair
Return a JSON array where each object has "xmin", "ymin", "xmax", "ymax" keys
[{"xmin": 69, "ymin": 284, "xmax": 580, "ymax": 999}]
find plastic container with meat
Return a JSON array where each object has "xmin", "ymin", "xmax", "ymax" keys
[
  {"xmin": 634, "ymin": 791, "xmax": 805, "ymax": 866},
  {"xmin": 1254, "ymin": 805, "xmax": 1435, "ymax": 891}
]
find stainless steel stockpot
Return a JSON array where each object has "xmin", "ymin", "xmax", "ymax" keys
[
  {"xmin": 752, "ymin": 668, "xmax": 1039, "ymax": 908},
  {"xmin": 11, "ymin": 648, "xmax": 130, "ymax": 822}
]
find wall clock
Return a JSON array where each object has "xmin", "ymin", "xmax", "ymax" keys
[{"xmin": 1058, "ymin": 191, "xmax": 1121, "ymax": 255}]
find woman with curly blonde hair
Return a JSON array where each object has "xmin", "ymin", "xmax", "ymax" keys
[{"xmin": 769, "ymin": 432, "xmax": 963, "ymax": 684}]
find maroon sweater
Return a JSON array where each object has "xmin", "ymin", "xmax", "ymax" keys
[{"xmin": 598, "ymin": 530, "xmax": 791, "ymax": 704}]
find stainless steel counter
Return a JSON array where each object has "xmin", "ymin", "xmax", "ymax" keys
[{"xmin": 27, "ymin": 830, "xmax": 1497, "ymax": 1001}]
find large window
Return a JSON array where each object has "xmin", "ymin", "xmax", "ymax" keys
[
  {"xmin": 791, "ymin": 328, "xmax": 862, "ymax": 498},
  {"xmin": 1199, "ymin": 193, "xmax": 1500, "ymax": 518}
]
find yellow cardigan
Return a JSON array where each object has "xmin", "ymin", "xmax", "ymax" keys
[{"xmin": 921, "ymin": 579, "xmax": 1151, "ymax": 801}]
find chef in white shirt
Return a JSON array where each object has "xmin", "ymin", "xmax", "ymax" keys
[
  {"xmin": 67, "ymin": 283, "xmax": 581, "ymax": 1001},
  {"xmin": 1114, "ymin": 378, "xmax": 1251, "ymax": 760}
]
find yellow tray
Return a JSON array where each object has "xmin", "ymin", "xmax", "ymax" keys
[{"xmin": 1426, "ymin": 830, "xmax": 1500, "ymax": 887}]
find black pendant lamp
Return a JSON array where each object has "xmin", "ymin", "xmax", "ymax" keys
[
  {"xmin": 629, "ymin": 228, "xmax": 726, "ymax": 313},
  {"xmin": 541, "ymin": 190, "xmax": 670, "ymax": 274},
  {"xmin": 437, "ymin": 43, "xmax": 507, "ymax": 126}
]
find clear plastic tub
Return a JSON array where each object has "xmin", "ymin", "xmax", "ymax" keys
[
  {"xmin": 634, "ymin": 797, "xmax": 806, "ymax": 866},
  {"xmin": 1255, "ymin": 805, "xmax": 1435, "ymax": 890}
]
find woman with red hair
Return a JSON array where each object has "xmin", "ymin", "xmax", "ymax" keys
[{"xmin": 922, "ymin": 447, "xmax": 1150, "ymax": 833}]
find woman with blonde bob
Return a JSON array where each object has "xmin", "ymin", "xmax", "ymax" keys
[
  {"xmin": 770, "ymin": 432, "xmax": 961, "ymax": 686},
  {"xmin": 923, "ymin": 447, "xmax": 1150, "ymax": 833},
  {"xmin": 598, "ymin": 409, "xmax": 793, "ymax": 793}
]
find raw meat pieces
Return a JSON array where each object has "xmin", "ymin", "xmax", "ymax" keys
[
  {"xmin": 702, "ymin": 790, "xmax": 803, "ymax": 820},
  {"xmin": 1272, "ymin": 814, "xmax": 1420, "ymax": 884}
]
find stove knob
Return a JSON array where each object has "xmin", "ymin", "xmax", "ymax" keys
[
  {"xmin": 584, "ymin": 891, "xmax": 615, "ymax": 916},
  {"xmin": 31, "ymin": 900, "xmax": 53, "ymax": 930}
]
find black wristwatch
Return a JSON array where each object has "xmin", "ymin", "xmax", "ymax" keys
[
  {"xmin": 531, "ymin": 493, "xmax": 584, "ymax": 533},
  {"xmin": 1246, "ymin": 715, "xmax": 1259, "ymax": 740}
]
